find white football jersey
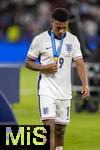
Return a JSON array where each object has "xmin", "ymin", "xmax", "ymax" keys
[{"xmin": 27, "ymin": 30, "xmax": 82, "ymax": 99}]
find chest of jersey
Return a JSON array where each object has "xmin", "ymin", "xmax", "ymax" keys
[{"xmin": 40, "ymin": 38, "xmax": 73, "ymax": 65}]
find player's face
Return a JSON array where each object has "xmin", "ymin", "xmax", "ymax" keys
[{"xmin": 51, "ymin": 19, "xmax": 68, "ymax": 38}]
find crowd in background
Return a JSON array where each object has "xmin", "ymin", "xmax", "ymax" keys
[{"xmin": 0, "ymin": 0, "xmax": 100, "ymax": 60}]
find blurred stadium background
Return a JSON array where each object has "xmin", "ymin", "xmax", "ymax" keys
[{"xmin": 0, "ymin": 0, "xmax": 100, "ymax": 149}]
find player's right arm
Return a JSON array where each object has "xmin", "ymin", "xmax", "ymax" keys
[{"xmin": 25, "ymin": 57, "xmax": 58, "ymax": 74}]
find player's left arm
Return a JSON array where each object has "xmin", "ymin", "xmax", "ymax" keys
[{"xmin": 74, "ymin": 58, "xmax": 90, "ymax": 99}]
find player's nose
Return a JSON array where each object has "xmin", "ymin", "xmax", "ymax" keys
[{"xmin": 59, "ymin": 29, "xmax": 65, "ymax": 34}]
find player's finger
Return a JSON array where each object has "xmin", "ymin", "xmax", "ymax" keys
[{"xmin": 82, "ymin": 91, "xmax": 89, "ymax": 99}]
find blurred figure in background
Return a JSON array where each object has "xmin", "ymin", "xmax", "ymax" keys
[
  {"xmin": 6, "ymin": 24, "xmax": 21, "ymax": 42},
  {"xmin": 79, "ymin": 0, "xmax": 100, "ymax": 61}
]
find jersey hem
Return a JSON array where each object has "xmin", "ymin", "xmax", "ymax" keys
[
  {"xmin": 41, "ymin": 117, "xmax": 55, "ymax": 121},
  {"xmin": 73, "ymin": 56, "xmax": 82, "ymax": 61},
  {"xmin": 27, "ymin": 54, "xmax": 37, "ymax": 60},
  {"xmin": 38, "ymin": 94, "xmax": 72, "ymax": 100},
  {"xmin": 55, "ymin": 120, "xmax": 70, "ymax": 125}
]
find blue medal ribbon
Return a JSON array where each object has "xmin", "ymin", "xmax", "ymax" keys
[{"xmin": 51, "ymin": 31, "xmax": 64, "ymax": 63}]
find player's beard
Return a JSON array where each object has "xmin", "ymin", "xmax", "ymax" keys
[{"xmin": 54, "ymin": 32, "xmax": 64, "ymax": 39}]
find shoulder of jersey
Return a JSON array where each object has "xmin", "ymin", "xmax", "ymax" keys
[
  {"xmin": 35, "ymin": 31, "xmax": 48, "ymax": 39},
  {"xmin": 65, "ymin": 31, "xmax": 77, "ymax": 40}
]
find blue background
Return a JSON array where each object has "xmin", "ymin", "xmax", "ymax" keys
[{"xmin": 0, "ymin": 40, "xmax": 30, "ymax": 64}]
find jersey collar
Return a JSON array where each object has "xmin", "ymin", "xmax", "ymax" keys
[{"xmin": 48, "ymin": 28, "xmax": 66, "ymax": 40}]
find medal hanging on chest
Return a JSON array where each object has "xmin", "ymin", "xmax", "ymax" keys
[{"xmin": 51, "ymin": 31, "xmax": 64, "ymax": 64}]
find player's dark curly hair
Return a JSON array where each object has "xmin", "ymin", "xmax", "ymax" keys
[{"xmin": 52, "ymin": 8, "xmax": 70, "ymax": 22}]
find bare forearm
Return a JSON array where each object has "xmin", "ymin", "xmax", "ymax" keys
[
  {"xmin": 77, "ymin": 63, "xmax": 88, "ymax": 86},
  {"xmin": 25, "ymin": 57, "xmax": 58, "ymax": 73},
  {"xmin": 75, "ymin": 59, "xmax": 88, "ymax": 86},
  {"xmin": 75, "ymin": 58, "xmax": 90, "ymax": 98},
  {"xmin": 25, "ymin": 60, "xmax": 42, "ymax": 71}
]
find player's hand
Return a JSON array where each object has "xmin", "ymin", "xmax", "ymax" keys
[
  {"xmin": 40, "ymin": 63, "xmax": 58, "ymax": 74},
  {"xmin": 81, "ymin": 85, "xmax": 90, "ymax": 99}
]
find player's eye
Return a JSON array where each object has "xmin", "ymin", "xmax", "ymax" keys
[
  {"xmin": 57, "ymin": 27, "xmax": 61, "ymax": 30},
  {"xmin": 57, "ymin": 27, "xmax": 66, "ymax": 31}
]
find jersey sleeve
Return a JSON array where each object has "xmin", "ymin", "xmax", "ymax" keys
[
  {"xmin": 72, "ymin": 36, "xmax": 83, "ymax": 61},
  {"xmin": 27, "ymin": 36, "xmax": 40, "ymax": 60}
]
